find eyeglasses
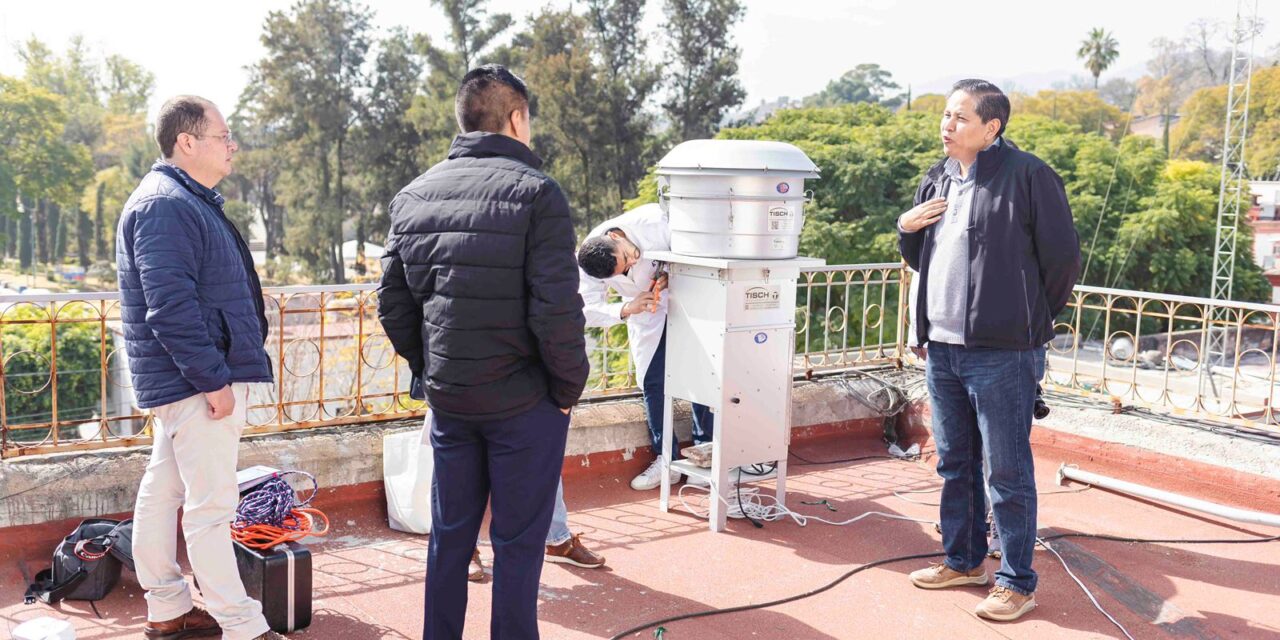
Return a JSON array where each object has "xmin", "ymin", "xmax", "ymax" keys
[
  {"xmin": 185, "ymin": 130, "xmax": 235, "ymax": 146},
  {"xmin": 616, "ymin": 240, "xmax": 641, "ymax": 275}
]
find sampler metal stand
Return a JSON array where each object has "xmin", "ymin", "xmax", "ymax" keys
[{"xmin": 651, "ymin": 250, "xmax": 825, "ymax": 532}]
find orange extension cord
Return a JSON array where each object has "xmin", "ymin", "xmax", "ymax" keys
[{"xmin": 231, "ymin": 507, "xmax": 330, "ymax": 549}]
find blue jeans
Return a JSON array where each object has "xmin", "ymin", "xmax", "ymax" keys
[
  {"xmin": 547, "ymin": 480, "xmax": 571, "ymax": 546},
  {"xmin": 926, "ymin": 342, "xmax": 1045, "ymax": 595},
  {"xmin": 644, "ymin": 328, "xmax": 714, "ymax": 457},
  {"xmin": 425, "ymin": 396, "xmax": 570, "ymax": 640}
]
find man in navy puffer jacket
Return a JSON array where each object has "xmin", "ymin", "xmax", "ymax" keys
[{"xmin": 116, "ymin": 96, "xmax": 280, "ymax": 640}]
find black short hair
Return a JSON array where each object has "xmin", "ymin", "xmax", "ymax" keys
[
  {"xmin": 155, "ymin": 95, "xmax": 214, "ymax": 158},
  {"xmin": 950, "ymin": 79, "xmax": 1010, "ymax": 138},
  {"xmin": 578, "ymin": 235, "xmax": 619, "ymax": 279},
  {"xmin": 455, "ymin": 64, "xmax": 530, "ymax": 134}
]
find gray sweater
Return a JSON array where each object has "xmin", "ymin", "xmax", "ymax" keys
[
  {"xmin": 901, "ymin": 139, "xmax": 999, "ymax": 346},
  {"xmin": 927, "ymin": 155, "xmax": 978, "ymax": 344}
]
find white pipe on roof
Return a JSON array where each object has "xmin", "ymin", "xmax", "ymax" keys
[{"xmin": 1057, "ymin": 463, "xmax": 1280, "ymax": 529}]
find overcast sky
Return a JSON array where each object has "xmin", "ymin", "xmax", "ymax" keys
[{"xmin": 0, "ymin": 0, "xmax": 1273, "ymax": 119}]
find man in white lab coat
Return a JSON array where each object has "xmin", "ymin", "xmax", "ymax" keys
[{"xmin": 577, "ymin": 203, "xmax": 715, "ymax": 490}]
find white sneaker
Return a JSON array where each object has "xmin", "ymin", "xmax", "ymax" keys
[
  {"xmin": 631, "ymin": 459, "xmax": 681, "ymax": 491},
  {"xmin": 684, "ymin": 472, "xmax": 710, "ymax": 488}
]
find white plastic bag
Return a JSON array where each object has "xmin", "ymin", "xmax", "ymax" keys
[
  {"xmin": 383, "ymin": 413, "xmax": 434, "ymax": 534},
  {"xmin": 14, "ymin": 617, "xmax": 76, "ymax": 640}
]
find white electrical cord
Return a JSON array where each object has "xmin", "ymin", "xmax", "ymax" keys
[
  {"xmin": 892, "ymin": 486, "xmax": 947, "ymax": 506},
  {"xmin": 677, "ymin": 483, "xmax": 939, "ymax": 528},
  {"xmin": 892, "ymin": 484, "xmax": 1094, "ymax": 507},
  {"xmin": 1038, "ymin": 537, "xmax": 1136, "ymax": 640}
]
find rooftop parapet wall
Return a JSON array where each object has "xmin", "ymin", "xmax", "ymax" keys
[{"xmin": 0, "ymin": 378, "xmax": 895, "ymax": 529}]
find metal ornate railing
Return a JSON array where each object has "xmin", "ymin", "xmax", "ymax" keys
[
  {"xmin": 7, "ymin": 265, "xmax": 1276, "ymax": 458},
  {"xmin": 0, "ymin": 263, "xmax": 910, "ymax": 458},
  {"xmin": 795, "ymin": 262, "xmax": 908, "ymax": 372},
  {"xmin": 0, "ymin": 286, "xmax": 426, "ymax": 458},
  {"xmin": 1046, "ymin": 285, "xmax": 1280, "ymax": 427}
]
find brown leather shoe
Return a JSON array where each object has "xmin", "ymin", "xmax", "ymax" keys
[
  {"xmin": 251, "ymin": 632, "xmax": 286, "ymax": 640},
  {"xmin": 545, "ymin": 534, "xmax": 606, "ymax": 568},
  {"xmin": 468, "ymin": 547, "xmax": 488, "ymax": 582},
  {"xmin": 143, "ymin": 606, "xmax": 221, "ymax": 639}
]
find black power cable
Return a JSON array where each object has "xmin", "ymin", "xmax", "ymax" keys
[
  {"xmin": 605, "ymin": 530, "xmax": 1280, "ymax": 639},
  {"xmin": 607, "ymin": 550, "xmax": 946, "ymax": 640},
  {"xmin": 736, "ymin": 468, "xmax": 762, "ymax": 529},
  {"xmin": 788, "ymin": 452, "xmax": 902, "ymax": 466}
]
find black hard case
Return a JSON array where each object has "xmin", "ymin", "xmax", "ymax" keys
[{"xmin": 232, "ymin": 540, "xmax": 313, "ymax": 633}]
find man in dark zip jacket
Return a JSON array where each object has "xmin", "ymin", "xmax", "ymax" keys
[
  {"xmin": 117, "ymin": 96, "xmax": 281, "ymax": 640},
  {"xmin": 377, "ymin": 65, "xmax": 588, "ymax": 640},
  {"xmin": 897, "ymin": 79, "xmax": 1081, "ymax": 622}
]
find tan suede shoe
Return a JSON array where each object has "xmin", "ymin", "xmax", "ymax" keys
[
  {"xmin": 908, "ymin": 562, "xmax": 990, "ymax": 589},
  {"xmin": 975, "ymin": 585, "xmax": 1037, "ymax": 621}
]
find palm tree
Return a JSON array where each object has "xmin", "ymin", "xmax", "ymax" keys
[{"xmin": 1077, "ymin": 28, "xmax": 1120, "ymax": 89}]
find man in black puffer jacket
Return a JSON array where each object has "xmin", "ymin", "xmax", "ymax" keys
[{"xmin": 378, "ymin": 64, "xmax": 588, "ymax": 640}]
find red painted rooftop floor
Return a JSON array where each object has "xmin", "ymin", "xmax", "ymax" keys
[{"xmin": 3, "ymin": 432, "xmax": 1279, "ymax": 639}]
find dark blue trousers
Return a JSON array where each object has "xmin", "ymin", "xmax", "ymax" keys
[
  {"xmin": 424, "ymin": 396, "xmax": 570, "ymax": 640},
  {"xmin": 643, "ymin": 328, "xmax": 714, "ymax": 457},
  {"xmin": 926, "ymin": 343, "xmax": 1045, "ymax": 595}
]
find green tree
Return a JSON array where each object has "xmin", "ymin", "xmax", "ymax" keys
[
  {"xmin": 585, "ymin": 0, "xmax": 661, "ymax": 214},
  {"xmin": 1171, "ymin": 66, "xmax": 1280, "ymax": 177},
  {"xmin": 228, "ymin": 85, "xmax": 288, "ymax": 264},
  {"xmin": 16, "ymin": 38, "xmax": 100, "ymax": 269},
  {"xmin": 253, "ymin": 0, "xmax": 374, "ymax": 283},
  {"xmin": 409, "ymin": 0, "xmax": 514, "ymax": 166},
  {"xmin": 222, "ymin": 200, "xmax": 257, "ymax": 240},
  {"xmin": 18, "ymin": 36, "xmax": 104, "ymax": 150},
  {"xmin": 102, "ymin": 54, "xmax": 155, "ymax": 116},
  {"xmin": 83, "ymin": 107, "xmax": 152, "ymax": 271},
  {"xmin": 79, "ymin": 166, "xmax": 135, "ymax": 265},
  {"xmin": 0, "ymin": 76, "xmax": 65, "ymax": 223},
  {"xmin": 1098, "ymin": 77, "xmax": 1139, "ymax": 111},
  {"xmin": 514, "ymin": 9, "xmax": 614, "ymax": 229},
  {"xmin": 660, "ymin": 0, "xmax": 746, "ymax": 141},
  {"xmin": 1011, "ymin": 90, "xmax": 1127, "ymax": 137},
  {"xmin": 0, "ymin": 75, "xmax": 92, "ymax": 269},
  {"xmin": 13, "ymin": 38, "xmax": 151, "ymax": 273},
  {"xmin": 91, "ymin": 179, "xmax": 107, "ymax": 262},
  {"xmin": 422, "ymin": 0, "xmax": 513, "ymax": 80},
  {"xmin": 1135, "ymin": 37, "xmax": 1195, "ymax": 155},
  {"xmin": 352, "ymin": 28, "xmax": 428, "ymax": 273},
  {"xmin": 804, "ymin": 64, "xmax": 901, "ymax": 108},
  {"xmin": 908, "ymin": 93, "xmax": 947, "ymax": 114},
  {"xmin": 1108, "ymin": 160, "xmax": 1267, "ymax": 300},
  {"xmin": 1077, "ymin": 28, "xmax": 1120, "ymax": 89}
]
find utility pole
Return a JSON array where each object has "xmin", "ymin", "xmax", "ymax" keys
[{"xmin": 1204, "ymin": 0, "xmax": 1258, "ymax": 397}]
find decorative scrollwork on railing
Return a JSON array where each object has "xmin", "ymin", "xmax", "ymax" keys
[{"xmin": 16, "ymin": 270, "xmax": 1280, "ymax": 457}]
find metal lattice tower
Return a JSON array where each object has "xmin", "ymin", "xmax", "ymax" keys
[{"xmin": 1205, "ymin": 0, "xmax": 1258, "ymax": 377}]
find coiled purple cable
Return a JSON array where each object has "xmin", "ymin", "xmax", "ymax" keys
[{"xmin": 234, "ymin": 470, "xmax": 317, "ymax": 530}]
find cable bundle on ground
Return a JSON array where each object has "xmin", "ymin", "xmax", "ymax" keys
[{"xmin": 231, "ymin": 471, "xmax": 329, "ymax": 550}]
